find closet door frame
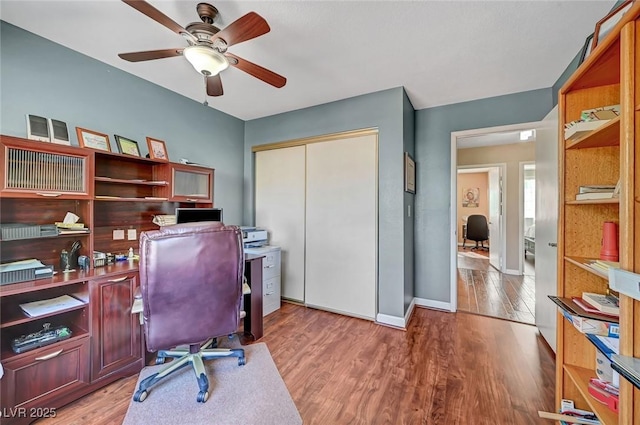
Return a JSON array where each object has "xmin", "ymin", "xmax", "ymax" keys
[{"xmin": 252, "ymin": 128, "xmax": 379, "ymax": 319}]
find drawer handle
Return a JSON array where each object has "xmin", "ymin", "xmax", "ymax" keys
[
  {"xmin": 186, "ymin": 198, "xmax": 202, "ymax": 202},
  {"xmin": 107, "ymin": 276, "xmax": 129, "ymax": 283},
  {"xmin": 35, "ymin": 349, "xmax": 63, "ymax": 361},
  {"xmin": 264, "ymin": 265, "xmax": 275, "ymax": 268},
  {"xmin": 36, "ymin": 192, "xmax": 62, "ymax": 197}
]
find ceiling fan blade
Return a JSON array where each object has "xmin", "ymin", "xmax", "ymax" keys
[
  {"xmin": 118, "ymin": 48, "xmax": 184, "ymax": 62},
  {"xmin": 226, "ymin": 53, "xmax": 286, "ymax": 88},
  {"xmin": 121, "ymin": 0, "xmax": 196, "ymax": 43},
  {"xmin": 207, "ymin": 74, "xmax": 224, "ymax": 96},
  {"xmin": 214, "ymin": 12, "xmax": 270, "ymax": 48}
]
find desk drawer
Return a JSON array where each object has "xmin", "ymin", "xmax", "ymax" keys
[
  {"xmin": 1, "ymin": 336, "xmax": 90, "ymax": 414},
  {"xmin": 263, "ymin": 276, "xmax": 281, "ymax": 316},
  {"xmin": 262, "ymin": 250, "xmax": 281, "ymax": 279}
]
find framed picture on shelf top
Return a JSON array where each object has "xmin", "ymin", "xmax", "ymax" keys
[
  {"xmin": 114, "ymin": 134, "xmax": 141, "ymax": 157},
  {"xmin": 404, "ymin": 152, "xmax": 416, "ymax": 194},
  {"xmin": 578, "ymin": 33, "xmax": 594, "ymax": 66},
  {"xmin": 76, "ymin": 127, "xmax": 111, "ymax": 152},
  {"xmin": 146, "ymin": 137, "xmax": 169, "ymax": 161},
  {"xmin": 593, "ymin": 0, "xmax": 632, "ymax": 49}
]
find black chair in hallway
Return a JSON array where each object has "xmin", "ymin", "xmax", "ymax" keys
[{"xmin": 464, "ymin": 214, "xmax": 489, "ymax": 251}]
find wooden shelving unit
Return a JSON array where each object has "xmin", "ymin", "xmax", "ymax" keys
[
  {"xmin": 0, "ymin": 135, "xmax": 216, "ymax": 424},
  {"xmin": 555, "ymin": 5, "xmax": 639, "ymax": 425}
]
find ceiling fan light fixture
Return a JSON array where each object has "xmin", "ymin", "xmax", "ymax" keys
[{"xmin": 184, "ymin": 45, "xmax": 229, "ymax": 76}]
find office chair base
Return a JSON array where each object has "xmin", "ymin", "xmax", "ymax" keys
[{"xmin": 134, "ymin": 339, "xmax": 245, "ymax": 403}]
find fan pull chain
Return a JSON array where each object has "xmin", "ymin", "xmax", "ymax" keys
[{"xmin": 203, "ymin": 75, "xmax": 209, "ymax": 106}]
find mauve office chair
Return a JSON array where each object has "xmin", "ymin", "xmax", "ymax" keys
[{"xmin": 133, "ymin": 222, "xmax": 246, "ymax": 403}]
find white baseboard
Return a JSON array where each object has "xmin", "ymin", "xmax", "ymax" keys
[
  {"xmin": 414, "ymin": 297, "xmax": 453, "ymax": 312},
  {"xmin": 504, "ymin": 268, "xmax": 521, "ymax": 276},
  {"xmin": 376, "ymin": 313, "xmax": 405, "ymax": 328}
]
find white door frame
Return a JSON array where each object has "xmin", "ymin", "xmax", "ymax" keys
[
  {"xmin": 519, "ymin": 161, "xmax": 536, "ymax": 275},
  {"xmin": 450, "ymin": 121, "xmax": 542, "ymax": 312}
]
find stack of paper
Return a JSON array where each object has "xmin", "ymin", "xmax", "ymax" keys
[{"xmin": 19, "ymin": 295, "xmax": 85, "ymax": 317}]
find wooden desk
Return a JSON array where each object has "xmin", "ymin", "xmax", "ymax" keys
[
  {"xmin": 132, "ymin": 255, "xmax": 264, "ymax": 340},
  {"xmin": 243, "ymin": 254, "xmax": 264, "ymax": 340}
]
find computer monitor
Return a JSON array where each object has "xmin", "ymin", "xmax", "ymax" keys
[{"xmin": 175, "ymin": 208, "xmax": 223, "ymax": 224}]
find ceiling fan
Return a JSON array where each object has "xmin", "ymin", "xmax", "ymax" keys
[{"xmin": 118, "ymin": 0, "xmax": 286, "ymax": 100}]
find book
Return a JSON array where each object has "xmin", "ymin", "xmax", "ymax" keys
[
  {"xmin": 578, "ymin": 185, "xmax": 617, "ymax": 193},
  {"xmin": 564, "ymin": 119, "xmax": 609, "ymax": 140},
  {"xmin": 575, "ymin": 192, "xmax": 615, "ymax": 200},
  {"xmin": 580, "ymin": 104, "xmax": 620, "ymax": 121},
  {"xmin": 582, "ymin": 292, "xmax": 620, "ymax": 315},
  {"xmin": 572, "ymin": 297, "xmax": 618, "ymax": 317}
]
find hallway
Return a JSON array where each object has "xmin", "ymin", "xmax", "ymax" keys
[{"xmin": 457, "ymin": 248, "xmax": 536, "ymax": 325}]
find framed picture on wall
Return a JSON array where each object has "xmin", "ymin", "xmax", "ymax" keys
[{"xmin": 404, "ymin": 152, "xmax": 416, "ymax": 194}]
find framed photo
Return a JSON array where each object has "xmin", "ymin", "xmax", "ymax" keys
[
  {"xmin": 578, "ymin": 33, "xmax": 594, "ymax": 66},
  {"xmin": 404, "ymin": 152, "xmax": 416, "ymax": 194},
  {"xmin": 593, "ymin": 0, "xmax": 632, "ymax": 49},
  {"xmin": 114, "ymin": 135, "xmax": 141, "ymax": 157},
  {"xmin": 146, "ymin": 137, "xmax": 169, "ymax": 161},
  {"xmin": 76, "ymin": 127, "xmax": 111, "ymax": 152}
]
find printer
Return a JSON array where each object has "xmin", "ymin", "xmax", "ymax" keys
[{"xmin": 240, "ymin": 226, "xmax": 268, "ymax": 248}]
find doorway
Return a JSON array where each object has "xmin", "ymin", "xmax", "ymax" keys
[{"xmin": 451, "ymin": 123, "xmax": 539, "ymax": 325}]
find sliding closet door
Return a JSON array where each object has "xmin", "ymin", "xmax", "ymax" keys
[
  {"xmin": 305, "ymin": 134, "xmax": 377, "ymax": 319},
  {"xmin": 255, "ymin": 146, "xmax": 306, "ymax": 302}
]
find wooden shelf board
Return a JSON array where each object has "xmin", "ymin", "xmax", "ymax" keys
[
  {"xmin": 564, "ymin": 364, "xmax": 619, "ymax": 425},
  {"xmin": 0, "ymin": 233, "xmax": 90, "ymax": 243},
  {"xmin": 566, "ymin": 198, "xmax": 620, "ymax": 205},
  {"xmin": 94, "ymin": 177, "xmax": 168, "ymax": 186},
  {"xmin": 0, "ymin": 329, "xmax": 89, "ymax": 362},
  {"xmin": 0, "ymin": 302, "xmax": 87, "ymax": 329},
  {"xmin": 94, "ymin": 196, "xmax": 168, "ymax": 202},
  {"xmin": 0, "ymin": 262, "xmax": 137, "ymax": 298},
  {"xmin": 565, "ymin": 117, "xmax": 620, "ymax": 150},
  {"xmin": 565, "ymin": 256, "xmax": 609, "ymax": 279}
]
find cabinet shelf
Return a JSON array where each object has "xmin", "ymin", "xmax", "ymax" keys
[
  {"xmin": 95, "ymin": 196, "xmax": 168, "ymax": 202},
  {"xmin": 566, "ymin": 198, "xmax": 620, "ymax": 205},
  {"xmin": 564, "ymin": 364, "xmax": 618, "ymax": 425},
  {"xmin": 565, "ymin": 256, "xmax": 609, "ymax": 279},
  {"xmin": 94, "ymin": 177, "xmax": 168, "ymax": 186},
  {"xmin": 565, "ymin": 116, "xmax": 620, "ymax": 150},
  {"xmin": 0, "ymin": 301, "xmax": 87, "ymax": 329},
  {"xmin": 0, "ymin": 327, "xmax": 89, "ymax": 363},
  {"xmin": 1, "ymin": 232, "xmax": 90, "ymax": 243}
]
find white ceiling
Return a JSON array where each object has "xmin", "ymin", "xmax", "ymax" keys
[{"xmin": 0, "ymin": 0, "xmax": 615, "ymax": 121}]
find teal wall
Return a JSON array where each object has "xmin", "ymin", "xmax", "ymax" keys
[
  {"xmin": 414, "ymin": 88, "xmax": 553, "ymax": 302},
  {"xmin": 402, "ymin": 90, "xmax": 415, "ymax": 313},
  {"xmin": 0, "ymin": 21, "xmax": 246, "ymax": 224}
]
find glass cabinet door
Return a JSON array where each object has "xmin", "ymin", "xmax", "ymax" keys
[{"xmin": 170, "ymin": 163, "xmax": 214, "ymax": 203}]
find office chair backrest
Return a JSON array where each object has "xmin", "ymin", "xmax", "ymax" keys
[
  {"xmin": 466, "ymin": 214, "xmax": 489, "ymax": 240},
  {"xmin": 139, "ymin": 222, "xmax": 244, "ymax": 352}
]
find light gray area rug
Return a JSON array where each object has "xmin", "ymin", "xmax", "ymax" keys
[{"xmin": 123, "ymin": 342, "xmax": 302, "ymax": 425}]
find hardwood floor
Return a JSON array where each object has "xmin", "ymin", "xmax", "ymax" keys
[
  {"xmin": 35, "ymin": 303, "xmax": 555, "ymax": 425},
  {"xmin": 457, "ymin": 248, "xmax": 536, "ymax": 325}
]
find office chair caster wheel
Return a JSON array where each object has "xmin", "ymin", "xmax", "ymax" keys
[
  {"xmin": 155, "ymin": 356, "xmax": 165, "ymax": 365},
  {"xmin": 197, "ymin": 390, "xmax": 209, "ymax": 403},
  {"xmin": 238, "ymin": 357, "xmax": 246, "ymax": 366},
  {"xmin": 133, "ymin": 389, "xmax": 148, "ymax": 402}
]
